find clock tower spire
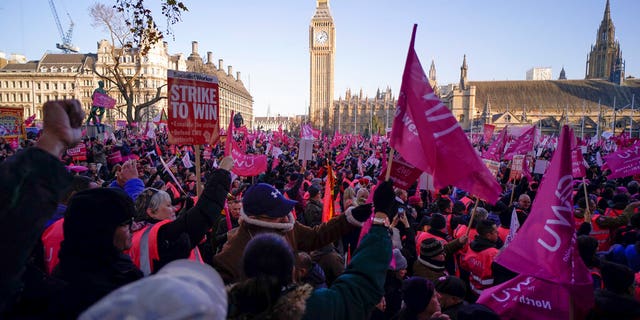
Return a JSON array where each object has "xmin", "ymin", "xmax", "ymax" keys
[{"xmin": 309, "ymin": 0, "xmax": 335, "ymax": 132}]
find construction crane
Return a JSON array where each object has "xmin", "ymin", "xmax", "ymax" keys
[{"xmin": 49, "ymin": 0, "xmax": 79, "ymax": 53}]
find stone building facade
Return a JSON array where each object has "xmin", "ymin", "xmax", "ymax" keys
[
  {"xmin": 0, "ymin": 40, "xmax": 252, "ymax": 129},
  {"xmin": 442, "ymin": 0, "xmax": 639, "ymax": 137},
  {"xmin": 309, "ymin": 0, "xmax": 335, "ymax": 132}
]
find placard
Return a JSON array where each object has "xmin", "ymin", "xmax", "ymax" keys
[{"xmin": 167, "ymin": 70, "xmax": 219, "ymax": 145}]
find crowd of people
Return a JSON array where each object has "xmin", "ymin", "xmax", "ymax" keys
[{"xmin": 1, "ymin": 99, "xmax": 639, "ymax": 319}]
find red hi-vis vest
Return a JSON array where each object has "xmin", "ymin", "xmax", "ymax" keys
[
  {"xmin": 497, "ymin": 226, "xmax": 510, "ymax": 243},
  {"xmin": 590, "ymin": 216, "xmax": 611, "ymax": 252},
  {"xmin": 461, "ymin": 247, "xmax": 499, "ymax": 296},
  {"xmin": 604, "ymin": 207, "xmax": 624, "ymax": 217},
  {"xmin": 415, "ymin": 231, "xmax": 447, "ymax": 255},
  {"xmin": 41, "ymin": 219, "xmax": 64, "ymax": 275},
  {"xmin": 128, "ymin": 220, "xmax": 202, "ymax": 276}
]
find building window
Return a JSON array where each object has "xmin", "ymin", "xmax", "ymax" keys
[
  {"xmin": 40, "ymin": 67, "xmax": 47, "ymax": 72},
  {"xmin": 61, "ymin": 67, "xmax": 67, "ymax": 72},
  {"xmin": 51, "ymin": 67, "xmax": 58, "ymax": 72},
  {"xmin": 45, "ymin": 83, "xmax": 49, "ymax": 90},
  {"xmin": 62, "ymin": 83, "xmax": 66, "ymax": 90}
]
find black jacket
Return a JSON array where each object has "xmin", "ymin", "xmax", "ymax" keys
[{"xmin": 0, "ymin": 148, "xmax": 72, "ymax": 313}]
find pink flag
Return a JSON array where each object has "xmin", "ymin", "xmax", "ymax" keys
[
  {"xmin": 571, "ymin": 149, "xmax": 586, "ymax": 178},
  {"xmin": 335, "ymin": 138, "xmax": 353, "ymax": 164},
  {"xmin": 503, "ymin": 126, "xmax": 536, "ymax": 160},
  {"xmin": 603, "ymin": 142, "xmax": 640, "ymax": 179},
  {"xmin": 479, "ymin": 125, "xmax": 593, "ymax": 319},
  {"xmin": 482, "ymin": 126, "xmax": 508, "ymax": 161},
  {"xmin": 301, "ymin": 123, "xmax": 314, "ymax": 140},
  {"xmin": 389, "ymin": 25, "xmax": 501, "ymax": 204},
  {"xmin": 229, "ymin": 135, "xmax": 268, "ymax": 176},
  {"xmin": 482, "ymin": 124, "xmax": 495, "ymax": 143}
]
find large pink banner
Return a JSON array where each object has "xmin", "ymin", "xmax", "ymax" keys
[{"xmin": 603, "ymin": 142, "xmax": 640, "ymax": 179}]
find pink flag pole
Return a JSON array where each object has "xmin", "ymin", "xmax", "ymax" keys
[
  {"xmin": 582, "ymin": 177, "xmax": 591, "ymax": 223},
  {"xmin": 465, "ymin": 198, "xmax": 480, "ymax": 237},
  {"xmin": 385, "ymin": 148, "xmax": 395, "ymax": 181}
]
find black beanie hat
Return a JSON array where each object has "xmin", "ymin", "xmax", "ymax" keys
[
  {"xmin": 435, "ymin": 276, "xmax": 466, "ymax": 299},
  {"xmin": 402, "ymin": 277, "xmax": 435, "ymax": 314},
  {"xmin": 457, "ymin": 304, "xmax": 500, "ymax": 320},
  {"xmin": 420, "ymin": 238, "xmax": 444, "ymax": 259},
  {"xmin": 63, "ymin": 188, "xmax": 135, "ymax": 254},
  {"xmin": 430, "ymin": 213, "xmax": 447, "ymax": 230},
  {"xmin": 242, "ymin": 233, "xmax": 294, "ymax": 287}
]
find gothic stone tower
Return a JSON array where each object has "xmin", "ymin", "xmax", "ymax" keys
[
  {"xmin": 309, "ymin": 0, "xmax": 335, "ymax": 132},
  {"xmin": 586, "ymin": 0, "xmax": 625, "ymax": 84}
]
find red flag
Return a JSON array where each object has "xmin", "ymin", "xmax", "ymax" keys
[
  {"xmin": 503, "ymin": 126, "xmax": 536, "ymax": 160},
  {"xmin": 321, "ymin": 165, "xmax": 335, "ymax": 222},
  {"xmin": 155, "ymin": 141, "xmax": 163, "ymax": 157},
  {"xmin": 479, "ymin": 125, "xmax": 593, "ymax": 319},
  {"xmin": 301, "ymin": 123, "xmax": 314, "ymax": 140},
  {"xmin": 389, "ymin": 25, "xmax": 501, "ymax": 203},
  {"xmin": 229, "ymin": 137, "xmax": 268, "ymax": 176}
]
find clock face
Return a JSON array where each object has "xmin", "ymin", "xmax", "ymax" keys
[{"xmin": 316, "ymin": 31, "xmax": 328, "ymax": 44}]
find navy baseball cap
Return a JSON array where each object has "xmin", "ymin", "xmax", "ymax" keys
[{"xmin": 242, "ymin": 183, "xmax": 297, "ymax": 218}]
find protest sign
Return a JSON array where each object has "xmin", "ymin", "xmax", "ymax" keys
[
  {"xmin": 167, "ymin": 70, "xmax": 220, "ymax": 145},
  {"xmin": 0, "ymin": 107, "xmax": 25, "ymax": 140}
]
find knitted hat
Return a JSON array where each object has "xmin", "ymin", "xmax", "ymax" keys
[
  {"xmin": 420, "ymin": 238, "xmax": 444, "ymax": 259},
  {"xmin": 64, "ymin": 188, "xmax": 135, "ymax": 254},
  {"xmin": 401, "ymin": 277, "xmax": 435, "ymax": 314},
  {"xmin": 430, "ymin": 213, "xmax": 446, "ymax": 230},
  {"xmin": 391, "ymin": 249, "xmax": 408, "ymax": 271},
  {"xmin": 435, "ymin": 276, "xmax": 466, "ymax": 299},
  {"xmin": 242, "ymin": 183, "xmax": 297, "ymax": 218}
]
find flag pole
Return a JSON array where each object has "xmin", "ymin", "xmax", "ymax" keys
[
  {"xmin": 385, "ymin": 148, "xmax": 395, "ymax": 181},
  {"xmin": 582, "ymin": 177, "xmax": 591, "ymax": 224},
  {"xmin": 465, "ymin": 198, "xmax": 480, "ymax": 237},
  {"xmin": 195, "ymin": 145, "xmax": 202, "ymax": 196}
]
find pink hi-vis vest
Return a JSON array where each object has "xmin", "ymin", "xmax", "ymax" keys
[
  {"xmin": 128, "ymin": 220, "xmax": 202, "ymax": 276},
  {"xmin": 41, "ymin": 219, "xmax": 64, "ymax": 275}
]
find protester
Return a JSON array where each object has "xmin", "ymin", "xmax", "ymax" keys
[
  {"xmin": 51, "ymin": 188, "xmax": 143, "ymax": 317},
  {"xmin": 214, "ymin": 198, "xmax": 241, "ymax": 252},
  {"xmin": 435, "ymin": 276, "xmax": 468, "ymax": 320},
  {"xmin": 227, "ymin": 180, "xmax": 394, "ymax": 319},
  {"xmin": 128, "ymin": 157, "xmax": 232, "ymax": 275},
  {"xmin": 0, "ymin": 100, "xmax": 83, "ymax": 314},
  {"xmin": 587, "ymin": 261, "xmax": 640, "ymax": 319},
  {"xmin": 213, "ymin": 182, "xmax": 374, "ymax": 283},
  {"xmin": 461, "ymin": 219, "xmax": 501, "ymax": 300},
  {"xmin": 303, "ymin": 185, "xmax": 323, "ymax": 227},
  {"xmin": 394, "ymin": 276, "xmax": 448, "ymax": 320}
]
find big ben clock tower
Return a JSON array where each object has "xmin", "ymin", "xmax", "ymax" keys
[{"xmin": 309, "ymin": 0, "xmax": 335, "ymax": 132}]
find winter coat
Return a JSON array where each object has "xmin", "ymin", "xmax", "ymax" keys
[
  {"xmin": 0, "ymin": 148, "xmax": 72, "ymax": 314},
  {"xmin": 303, "ymin": 225, "xmax": 392, "ymax": 320},
  {"xmin": 304, "ymin": 199, "xmax": 323, "ymax": 227},
  {"xmin": 213, "ymin": 212, "xmax": 355, "ymax": 284}
]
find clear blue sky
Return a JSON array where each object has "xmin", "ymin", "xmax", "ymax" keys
[{"xmin": 1, "ymin": 0, "xmax": 638, "ymax": 117}]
